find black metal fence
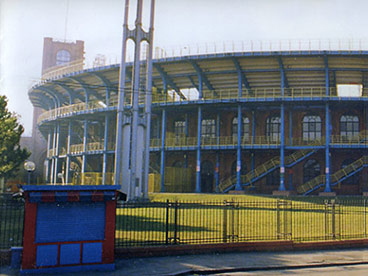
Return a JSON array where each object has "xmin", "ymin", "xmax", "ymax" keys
[
  {"xmin": 115, "ymin": 198, "xmax": 368, "ymax": 248},
  {"xmin": 2, "ymin": 197, "xmax": 368, "ymax": 250},
  {"xmin": 0, "ymin": 195, "xmax": 24, "ymax": 249}
]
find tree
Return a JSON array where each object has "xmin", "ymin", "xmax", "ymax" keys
[{"xmin": 0, "ymin": 95, "xmax": 30, "ymax": 180}]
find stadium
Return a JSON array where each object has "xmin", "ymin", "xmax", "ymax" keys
[{"xmin": 28, "ymin": 39, "xmax": 368, "ymax": 196}]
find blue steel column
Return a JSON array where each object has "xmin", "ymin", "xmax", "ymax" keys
[
  {"xmin": 236, "ymin": 65, "xmax": 243, "ymax": 190},
  {"xmin": 65, "ymin": 121, "xmax": 72, "ymax": 183},
  {"xmin": 279, "ymin": 103, "xmax": 286, "ymax": 191},
  {"xmin": 45, "ymin": 129, "xmax": 51, "ymax": 183},
  {"xmin": 215, "ymin": 113, "xmax": 220, "ymax": 190},
  {"xmin": 82, "ymin": 119, "xmax": 88, "ymax": 174},
  {"xmin": 50, "ymin": 126, "xmax": 56, "ymax": 184},
  {"xmin": 184, "ymin": 113, "xmax": 189, "ymax": 168},
  {"xmin": 251, "ymin": 110, "xmax": 256, "ymax": 179},
  {"xmin": 289, "ymin": 109, "xmax": 292, "ymax": 146},
  {"xmin": 53, "ymin": 122, "xmax": 60, "ymax": 185},
  {"xmin": 252, "ymin": 110, "xmax": 256, "ymax": 145},
  {"xmin": 215, "ymin": 152, "xmax": 220, "ymax": 192},
  {"xmin": 279, "ymin": 65, "xmax": 286, "ymax": 191},
  {"xmin": 236, "ymin": 105, "xmax": 242, "ymax": 190},
  {"xmin": 195, "ymin": 65, "xmax": 203, "ymax": 193},
  {"xmin": 196, "ymin": 106, "xmax": 202, "ymax": 193},
  {"xmin": 160, "ymin": 109, "xmax": 166, "ymax": 192},
  {"xmin": 103, "ymin": 114, "xmax": 109, "ymax": 185},
  {"xmin": 288, "ymin": 109, "xmax": 293, "ymax": 190},
  {"xmin": 324, "ymin": 56, "xmax": 331, "ymax": 192},
  {"xmin": 325, "ymin": 103, "xmax": 331, "ymax": 192}
]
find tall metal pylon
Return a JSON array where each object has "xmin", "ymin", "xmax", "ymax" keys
[{"xmin": 114, "ymin": 0, "xmax": 155, "ymax": 201}]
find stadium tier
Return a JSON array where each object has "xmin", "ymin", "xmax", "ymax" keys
[{"xmin": 29, "ymin": 50, "xmax": 368, "ymax": 195}]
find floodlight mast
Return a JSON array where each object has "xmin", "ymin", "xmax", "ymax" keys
[{"xmin": 114, "ymin": 0, "xmax": 155, "ymax": 201}]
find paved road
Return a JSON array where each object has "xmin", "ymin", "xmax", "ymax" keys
[
  {"xmin": 2, "ymin": 248, "xmax": 368, "ymax": 275},
  {"xmin": 209, "ymin": 264, "xmax": 368, "ymax": 275}
]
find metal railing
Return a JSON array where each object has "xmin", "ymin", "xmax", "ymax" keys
[
  {"xmin": 45, "ymin": 132, "xmax": 368, "ymax": 158},
  {"xmin": 3, "ymin": 197, "xmax": 368, "ymax": 250},
  {"xmin": 297, "ymin": 155, "xmax": 368, "ymax": 194},
  {"xmin": 154, "ymin": 39, "xmax": 368, "ymax": 60},
  {"xmin": 39, "ymin": 39, "xmax": 368, "ymax": 82},
  {"xmin": 41, "ymin": 59, "xmax": 84, "ymax": 80},
  {"xmin": 37, "ymin": 87, "xmax": 363, "ymax": 124},
  {"xmin": 115, "ymin": 198, "xmax": 368, "ymax": 248},
  {"xmin": 0, "ymin": 196, "xmax": 24, "ymax": 249}
]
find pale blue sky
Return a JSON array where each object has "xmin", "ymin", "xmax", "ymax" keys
[{"xmin": 1, "ymin": 0, "xmax": 367, "ymax": 136}]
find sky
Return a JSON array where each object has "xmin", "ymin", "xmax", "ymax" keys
[{"xmin": 1, "ymin": 0, "xmax": 368, "ymax": 136}]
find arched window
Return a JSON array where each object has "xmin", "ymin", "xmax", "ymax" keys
[
  {"xmin": 266, "ymin": 169, "xmax": 280, "ymax": 186},
  {"xmin": 266, "ymin": 116, "xmax": 281, "ymax": 142},
  {"xmin": 340, "ymin": 115, "xmax": 359, "ymax": 138},
  {"xmin": 232, "ymin": 117, "xmax": 250, "ymax": 142},
  {"xmin": 56, "ymin": 50, "xmax": 71, "ymax": 65},
  {"xmin": 303, "ymin": 159, "xmax": 320, "ymax": 183},
  {"xmin": 231, "ymin": 160, "xmax": 247, "ymax": 176},
  {"xmin": 302, "ymin": 115, "xmax": 322, "ymax": 141},
  {"xmin": 341, "ymin": 159, "xmax": 359, "ymax": 185}
]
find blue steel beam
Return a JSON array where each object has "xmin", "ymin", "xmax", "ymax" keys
[
  {"xmin": 153, "ymin": 64, "xmax": 186, "ymax": 99},
  {"xmin": 68, "ymin": 77, "xmax": 105, "ymax": 102},
  {"xmin": 188, "ymin": 76, "xmax": 199, "ymax": 91},
  {"xmin": 54, "ymin": 83, "xmax": 83, "ymax": 104},
  {"xmin": 277, "ymin": 56, "xmax": 289, "ymax": 90},
  {"xmin": 232, "ymin": 57, "xmax": 251, "ymax": 90},
  {"xmin": 189, "ymin": 60, "xmax": 215, "ymax": 91},
  {"xmin": 29, "ymin": 92, "xmax": 54, "ymax": 110},
  {"xmin": 324, "ymin": 55, "xmax": 330, "ymax": 96},
  {"xmin": 91, "ymin": 72, "xmax": 114, "ymax": 106},
  {"xmin": 53, "ymin": 80, "xmax": 91, "ymax": 102},
  {"xmin": 37, "ymin": 87, "xmax": 62, "ymax": 108}
]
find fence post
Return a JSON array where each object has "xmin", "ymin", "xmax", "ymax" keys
[
  {"xmin": 277, "ymin": 199, "xmax": 280, "ymax": 239},
  {"xmin": 223, "ymin": 200, "xmax": 228, "ymax": 243},
  {"xmin": 324, "ymin": 199, "xmax": 328, "ymax": 240},
  {"xmin": 365, "ymin": 199, "xmax": 367, "ymax": 238},
  {"xmin": 165, "ymin": 200, "xmax": 170, "ymax": 245},
  {"xmin": 173, "ymin": 201, "xmax": 178, "ymax": 245},
  {"xmin": 228, "ymin": 201, "xmax": 237, "ymax": 242},
  {"xmin": 331, "ymin": 199, "xmax": 336, "ymax": 240}
]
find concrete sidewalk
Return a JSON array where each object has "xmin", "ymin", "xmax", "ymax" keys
[{"xmin": 2, "ymin": 248, "xmax": 368, "ymax": 276}]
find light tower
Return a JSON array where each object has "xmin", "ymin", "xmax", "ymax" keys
[{"xmin": 114, "ymin": 0, "xmax": 155, "ymax": 201}]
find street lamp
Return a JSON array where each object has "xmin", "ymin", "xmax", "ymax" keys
[{"xmin": 24, "ymin": 161, "xmax": 36, "ymax": 185}]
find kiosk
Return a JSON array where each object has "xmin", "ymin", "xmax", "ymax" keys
[{"xmin": 21, "ymin": 185, "xmax": 119, "ymax": 274}]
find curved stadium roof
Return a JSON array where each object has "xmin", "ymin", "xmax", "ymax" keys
[{"xmin": 29, "ymin": 49, "xmax": 368, "ymax": 110}]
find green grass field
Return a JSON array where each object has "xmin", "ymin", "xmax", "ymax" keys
[{"xmin": 115, "ymin": 193, "xmax": 368, "ymax": 247}]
